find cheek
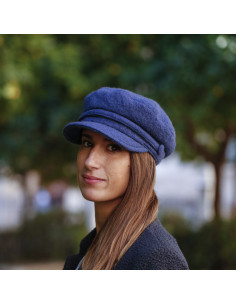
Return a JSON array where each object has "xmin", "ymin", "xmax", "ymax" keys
[
  {"xmin": 108, "ymin": 158, "xmax": 130, "ymax": 193},
  {"xmin": 123, "ymin": 163, "xmax": 131, "ymax": 188}
]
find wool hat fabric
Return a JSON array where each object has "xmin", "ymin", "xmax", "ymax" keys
[{"xmin": 63, "ymin": 87, "xmax": 176, "ymax": 165}]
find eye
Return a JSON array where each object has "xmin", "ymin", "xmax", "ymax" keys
[
  {"xmin": 107, "ymin": 143, "xmax": 122, "ymax": 152},
  {"xmin": 82, "ymin": 140, "xmax": 93, "ymax": 148}
]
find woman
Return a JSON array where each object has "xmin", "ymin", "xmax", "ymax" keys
[{"xmin": 63, "ymin": 87, "xmax": 189, "ymax": 270}]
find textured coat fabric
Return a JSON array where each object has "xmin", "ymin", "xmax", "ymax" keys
[
  {"xmin": 63, "ymin": 218, "xmax": 189, "ymax": 270},
  {"xmin": 63, "ymin": 87, "xmax": 176, "ymax": 165}
]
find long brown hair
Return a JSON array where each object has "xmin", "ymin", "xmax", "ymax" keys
[{"xmin": 82, "ymin": 152, "xmax": 158, "ymax": 270}]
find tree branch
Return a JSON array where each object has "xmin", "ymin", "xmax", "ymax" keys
[
  {"xmin": 184, "ymin": 118, "xmax": 214, "ymax": 162},
  {"xmin": 216, "ymin": 123, "xmax": 234, "ymax": 165}
]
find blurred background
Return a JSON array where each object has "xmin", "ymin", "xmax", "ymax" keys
[{"xmin": 0, "ymin": 34, "xmax": 236, "ymax": 270}]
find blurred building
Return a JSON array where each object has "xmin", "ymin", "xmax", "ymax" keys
[
  {"xmin": 48, "ymin": 180, "xmax": 67, "ymax": 208},
  {"xmin": 62, "ymin": 187, "xmax": 95, "ymax": 230},
  {"xmin": 156, "ymin": 154, "xmax": 212, "ymax": 228},
  {"xmin": 0, "ymin": 177, "xmax": 24, "ymax": 231},
  {"xmin": 156, "ymin": 154, "xmax": 235, "ymax": 228},
  {"xmin": 33, "ymin": 188, "xmax": 51, "ymax": 213},
  {"xmin": 0, "ymin": 153, "xmax": 235, "ymax": 231}
]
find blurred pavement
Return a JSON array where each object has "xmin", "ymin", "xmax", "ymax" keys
[{"xmin": 0, "ymin": 260, "xmax": 64, "ymax": 270}]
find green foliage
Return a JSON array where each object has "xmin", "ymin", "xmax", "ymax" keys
[
  {"xmin": 186, "ymin": 219, "xmax": 236, "ymax": 269},
  {"xmin": 1, "ymin": 210, "xmax": 236, "ymax": 269},
  {"xmin": 160, "ymin": 212, "xmax": 192, "ymax": 236},
  {"xmin": 0, "ymin": 210, "xmax": 88, "ymax": 263},
  {"xmin": 0, "ymin": 35, "xmax": 85, "ymax": 182},
  {"xmin": 162, "ymin": 214, "xmax": 236, "ymax": 269},
  {"xmin": 0, "ymin": 34, "xmax": 235, "ymax": 182}
]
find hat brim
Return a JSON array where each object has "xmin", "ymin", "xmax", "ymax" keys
[{"xmin": 63, "ymin": 121, "xmax": 148, "ymax": 153}]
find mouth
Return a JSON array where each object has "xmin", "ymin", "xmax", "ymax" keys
[{"xmin": 82, "ymin": 174, "xmax": 106, "ymax": 184}]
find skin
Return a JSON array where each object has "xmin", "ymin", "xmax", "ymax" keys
[{"xmin": 77, "ymin": 129, "xmax": 130, "ymax": 232}]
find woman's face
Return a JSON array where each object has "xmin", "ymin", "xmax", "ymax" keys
[{"xmin": 77, "ymin": 129, "xmax": 130, "ymax": 204}]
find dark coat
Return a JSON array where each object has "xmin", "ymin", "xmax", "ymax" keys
[{"xmin": 63, "ymin": 218, "xmax": 189, "ymax": 270}]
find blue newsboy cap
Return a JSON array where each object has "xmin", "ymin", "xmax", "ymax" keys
[{"xmin": 63, "ymin": 87, "xmax": 176, "ymax": 165}]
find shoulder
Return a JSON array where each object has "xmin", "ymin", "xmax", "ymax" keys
[
  {"xmin": 141, "ymin": 247, "xmax": 189, "ymax": 270},
  {"xmin": 79, "ymin": 228, "xmax": 96, "ymax": 253},
  {"xmin": 115, "ymin": 218, "xmax": 189, "ymax": 270},
  {"xmin": 63, "ymin": 253, "xmax": 81, "ymax": 270}
]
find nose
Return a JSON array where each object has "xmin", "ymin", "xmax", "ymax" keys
[{"xmin": 84, "ymin": 146, "xmax": 102, "ymax": 170}]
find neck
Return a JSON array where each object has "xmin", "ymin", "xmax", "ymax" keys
[{"xmin": 94, "ymin": 197, "xmax": 122, "ymax": 233}]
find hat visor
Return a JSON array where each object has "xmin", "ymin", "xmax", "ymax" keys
[{"xmin": 63, "ymin": 121, "xmax": 148, "ymax": 153}]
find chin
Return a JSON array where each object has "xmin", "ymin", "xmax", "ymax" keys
[
  {"xmin": 81, "ymin": 189, "xmax": 121, "ymax": 204},
  {"xmin": 81, "ymin": 190, "xmax": 106, "ymax": 202}
]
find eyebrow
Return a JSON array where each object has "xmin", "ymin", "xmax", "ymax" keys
[{"xmin": 81, "ymin": 133, "xmax": 113, "ymax": 142}]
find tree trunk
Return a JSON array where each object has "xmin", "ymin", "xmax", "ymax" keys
[
  {"xmin": 20, "ymin": 170, "xmax": 41, "ymax": 220},
  {"xmin": 213, "ymin": 162, "xmax": 223, "ymax": 220}
]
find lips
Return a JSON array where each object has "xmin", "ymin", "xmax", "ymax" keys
[{"xmin": 82, "ymin": 174, "xmax": 106, "ymax": 184}]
